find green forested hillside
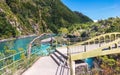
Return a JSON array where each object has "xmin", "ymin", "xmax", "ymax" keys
[
  {"xmin": 74, "ymin": 11, "xmax": 92, "ymax": 23},
  {"xmin": 90, "ymin": 17, "xmax": 120, "ymax": 36},
  {"xmin": 0, "ymin": 0, "xmax": 92, "ymax": 39},
  {"xmin": 77, "ymin": 17, "xmax": 120, "ymax": 38}
]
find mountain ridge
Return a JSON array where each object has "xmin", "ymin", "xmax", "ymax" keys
[{"xmin": 0, "ymin": 0, "xmax": 92, "ymax": 39}]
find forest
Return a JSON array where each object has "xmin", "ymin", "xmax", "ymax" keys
[{"xmin": 0, "ymin": 0, "xmax": 92, "ymax": 39}]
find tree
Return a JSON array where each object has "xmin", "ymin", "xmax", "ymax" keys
[{"xmin": 58, "ymin": 27, "xmax": 69, "ymax": 35}]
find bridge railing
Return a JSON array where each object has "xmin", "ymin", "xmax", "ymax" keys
[
  {"xmin": 67, "ymin": 32, "xmax": 120, "ymax": 55},
  {"xmin": 71, "ymin": 38, "xmax": 120, "ymax": 61},
  {"xmin": 74, "ymin": 32, "xmax": 120, "ymax": 45},
  {"xmin": 0, "ymin": 47, "xmax": 43, "ymax": 75},
  {"xmin": 67, "ymin": 32, "xmax": 120, "ymax": 75},
  {"xmin": 0, "ymin": 50, "xmax": 26, "ymax": 75},
  {"xmin": 0, "ymin": 33, "xmax": 55, "ymax": 75}
]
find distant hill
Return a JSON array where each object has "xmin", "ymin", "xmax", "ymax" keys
[
  {"xmin": 80, "ymin": 17, "xmax": 120, "ymax": 38},
  {"xmin": 74, "ymin": 11, "xmax": 93, "ymax": 23},
  {"xmin": 0, "ymin": 0, "xmax": 93, "ymax": 39}
]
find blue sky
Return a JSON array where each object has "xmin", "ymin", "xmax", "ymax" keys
[{"xmin": 61, "ymin": 0, "xmax": 120, "ymax": 20}]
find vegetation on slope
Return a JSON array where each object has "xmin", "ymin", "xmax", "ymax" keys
[
  {"xmin": 68, "ymin": 17, "xmax": 120, "ymax": 38},
  {"xmin": 0, "ymin": 0, "xmax": 92, "ymax": 39}
]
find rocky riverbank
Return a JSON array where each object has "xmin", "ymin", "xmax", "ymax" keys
[{"xmin": 0, "ymin": 34, "xmax": 36, "ymax": 43}]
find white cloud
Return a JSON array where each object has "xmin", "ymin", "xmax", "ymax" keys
[{"xmin": 93, "ymin": 20, "xmax": 98, "ymax": 22}]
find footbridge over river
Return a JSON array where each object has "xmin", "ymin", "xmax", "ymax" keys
[
  {"xmin": 19, "ymin": 32, "xmax": 120, "ymax": 75},
  {"xmin": 1, "ymin": 32, "xmax": 120, "ymax": 75},
  {"xmin": 24, "ymin": 32, "xmax": 120, "ymax": 75},
  {"xmin": 64, "ymin": 32, "xmax": 120, "ymax": 75}
]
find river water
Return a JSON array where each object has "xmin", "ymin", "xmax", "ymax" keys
[
  {"xmin": 85, "ymin": 58, "xmax": 94, "ymax": 68},
  {"xmin": 0, "ymin": 36, "xmax": 36, "ymax": 53},
  {"xmin": 0, "ymin": 35, "xmax": 94, "ymax": 68}
]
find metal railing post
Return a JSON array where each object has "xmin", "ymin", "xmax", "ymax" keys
[
  {"xmin": 13, "ymin": 55, "xmax": 15, "ymax": 74},
  {"xmin": 70, "ymin": 60, "xmax": 75, "ymax": 75},
  {"xmin": 99, "ymin": 43, "xmax": 101, "ymax": 47},
  {"xmin": 84, "ymin": 45, "xmax": 86, "ymax": 52}
]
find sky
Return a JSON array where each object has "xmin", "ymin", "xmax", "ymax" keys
[{"xmin": 61, "ymin": 0, "xmax": 120, "ymax": 21}]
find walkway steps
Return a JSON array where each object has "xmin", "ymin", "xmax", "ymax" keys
[
  {"xmin": 50, "ymin": 52, "xmax": 60, "ymax": 65},
  {"xmin": 55, "ymin": 65, "xmax": 69, "ymax": 75},
  {"xmin": 55, "ymin": 63, "xmax": 70, "ymax": 75},
  {"xmin": 54, "ymin": 52, "xmax": 65, "ymax": 63},
  {"xmin": 54, "ymin": 51, "xmax": 69, "ymax": 67},
  {"xmin": 50, "ymin": 51, "xmax": 68, "ymax": 66},
  {"xmin": 56, "ymin": 50, "xmax": 68, "ymax": 59},
  {"xmin": 50, "ymin": 49, "xmax": 70, "ymax": 75}
]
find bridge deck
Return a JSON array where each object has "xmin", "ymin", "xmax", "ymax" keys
[
  {"xmin": 22, "ymin": 56, "xmax": 58, "ymax": 75},
  {"xmin": 56, "ymin": 43, "xmax": 107, "ymax": 55}
]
